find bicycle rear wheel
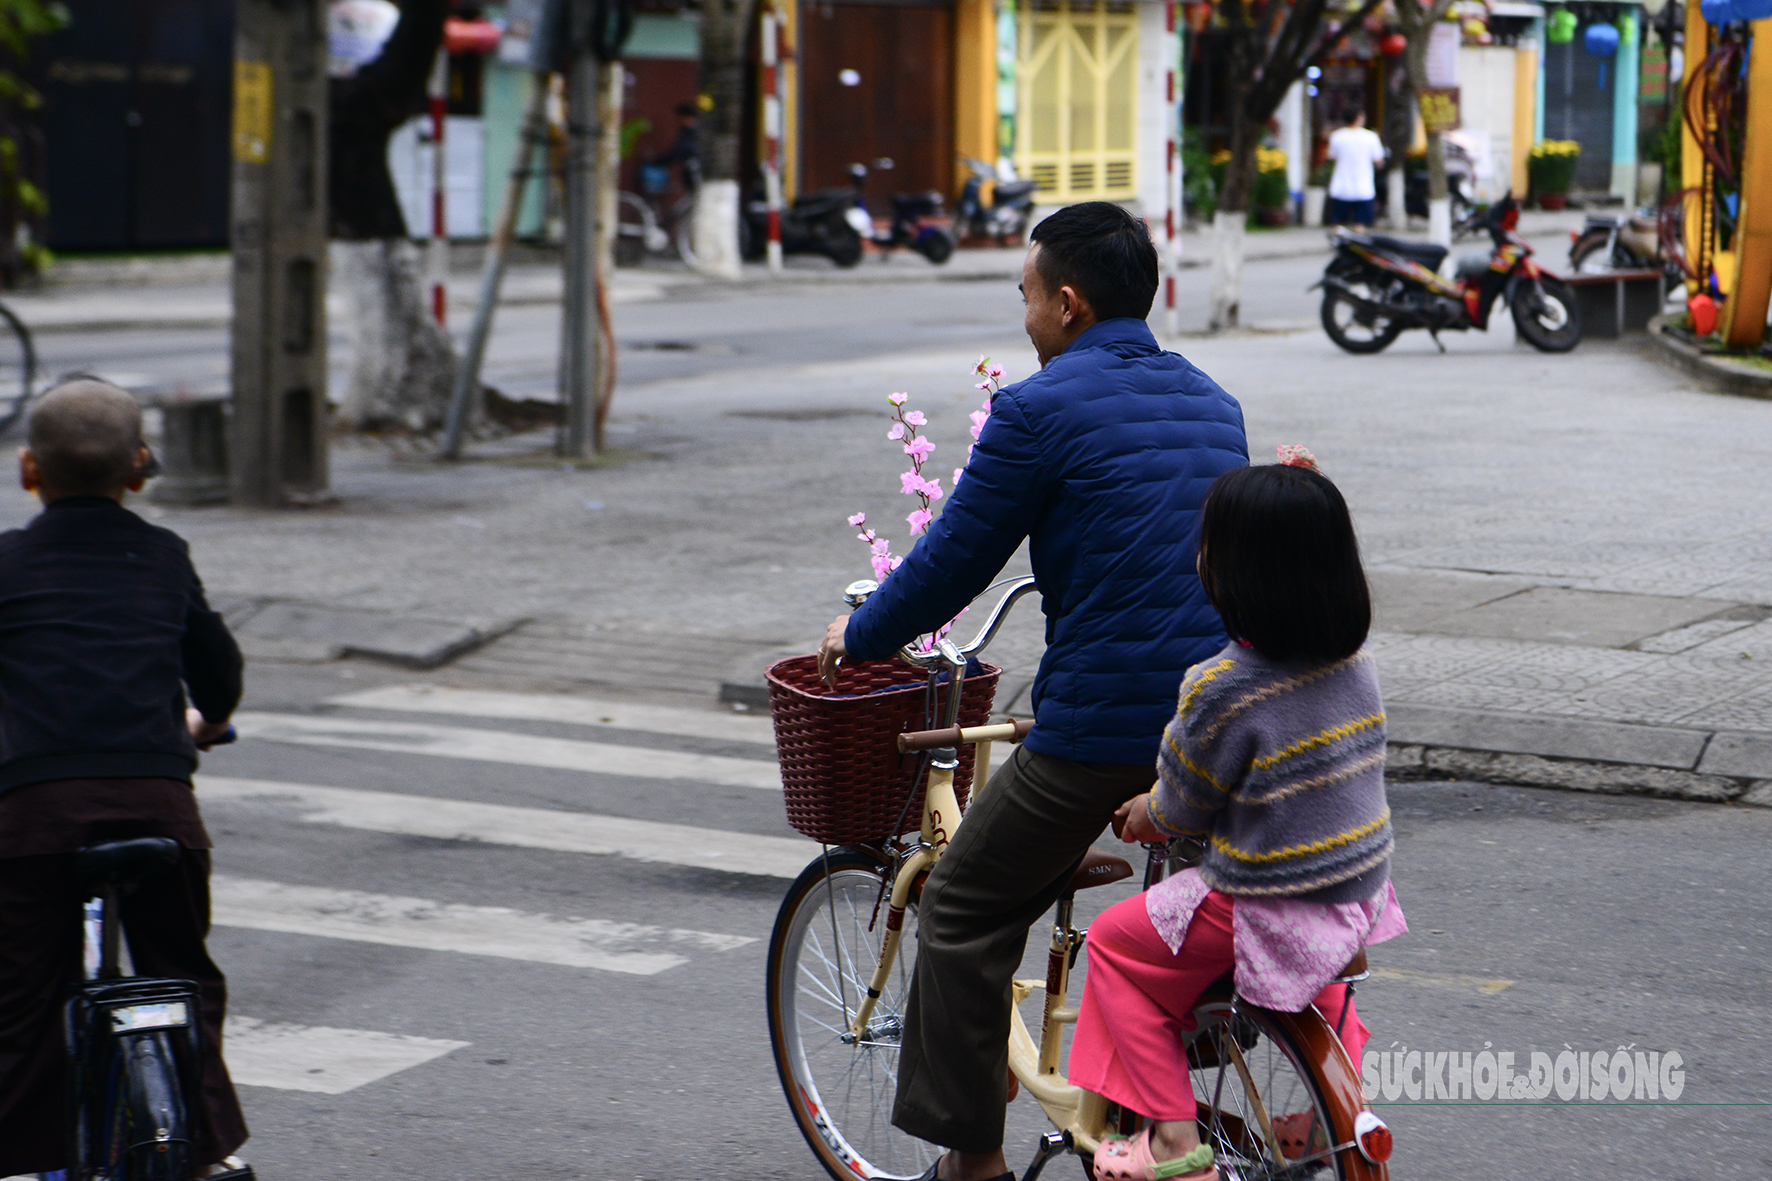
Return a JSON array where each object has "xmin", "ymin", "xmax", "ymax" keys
[
  {"xmin": 1186, "ymin": 996, "xmax": 1363, "ymax": 1181},
  {"xmin": 0, "ymin": 301, "xmax": 37, "ymax": 438},
  {"xmin": 767, "ymin": 848, "xmax": 937, "ymax": 1181}
]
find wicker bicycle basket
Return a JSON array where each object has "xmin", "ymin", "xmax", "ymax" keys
[{"xmin": 766, "ymin": 654, "xmax": 1000, "ymax": 845}]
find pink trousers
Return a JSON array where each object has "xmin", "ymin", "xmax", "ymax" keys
[{"xmin": 1067, "ymin": 891, "xmax": 1369, "ymax": 1121}]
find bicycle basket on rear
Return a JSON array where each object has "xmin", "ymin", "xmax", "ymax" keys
[{"xmin": 767, "ymin": 655, "xmax": 999, "ymax": 845}]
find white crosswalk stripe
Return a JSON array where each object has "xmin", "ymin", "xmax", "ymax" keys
[
  {"xmin": 224, "ymin": 1016, "xmax": 467, "ymax": 1094},
  {"xmin": 198, "ymin": 775, "xmax": 815, "ymax": 879},
  {"xmin": 231, "ymin": 710, "xmax": 783, "ymax": 790},
  {"xmin": 210, "ymin": 875, "xmax": 755, "ymax": 974},
  {"xmin": 329, "ymin": 684, "xmax": 777, "ymax": 747}
]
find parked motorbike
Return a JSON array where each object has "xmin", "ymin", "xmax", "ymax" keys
[
  {"xmin": 1313, "ymin": 192, "xmax": 1582, "ymax": 354},
  {"xmin": 955, "ymin": 156, "xmax": 1038, "ymax": 245},
  {"xmin": 849, "ymin": 160, "xmax": 957, "ymax": 264},
  {"xmin": 1404, "ymin": 138, "xmax": 1477, "ymax": 233},
  {"xmin": 738, "ymin": 183, "xmax": 867, "ymax": 268},
  {"xmin": 1568, "ymin": 210, "xmax": 1665, "ymax": 273}
]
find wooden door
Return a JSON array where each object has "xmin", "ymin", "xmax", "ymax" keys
[{"xmin": 798, "ymin": 0, "xmax": 954, "ymax": 210}]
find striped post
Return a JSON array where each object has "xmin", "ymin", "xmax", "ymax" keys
[
  {"xmin": 427, "ymin": 47, "xmax": 448, "ymax": 325},
  {"xmin": 762, "ymin": 10, "xmax": 784, "ymax": 274},
  {"xmin": 1164, "ymin": 0, "xmax": 1179, "ymax": 337}
]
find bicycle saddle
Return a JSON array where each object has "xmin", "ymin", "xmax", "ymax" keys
[
  {"xmin": 1066, "ymin": 849, "xmax": 1133, "ymax": 894},
  {"xmin": 74, "ymin": 836, "xmax": 181, "ymax": 897}
]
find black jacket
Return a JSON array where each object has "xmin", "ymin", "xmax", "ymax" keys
[{"xmin": 0, "ymin": 498, "xmax": 242, "ymax": 794}]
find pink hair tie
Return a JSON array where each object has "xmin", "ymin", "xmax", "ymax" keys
[{"xmin": 1276, "ymin": 445, "xmax": 1319, "ymax": 472}]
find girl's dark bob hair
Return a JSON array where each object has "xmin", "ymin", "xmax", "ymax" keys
[{"xmin": 1197, "ymin": 464, "xmax": 1371, "ymax": 663}]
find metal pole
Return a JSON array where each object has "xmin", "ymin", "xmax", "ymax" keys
[
  {"xmin": 1164, "ymin": 0, "xmax": 1179, "ymax": 337},
  {"xmin": 762, "ymin": 9, "xmax": 783, "ymax": 273},
  {"xmin": 440, "ymin": 73, "xmax": 549, "ymax": 460},
  {"xmin": 560, "ymin": 28, "xmax": 603, "ymax": 458},
  {"xmin": 427, "ymin": 47, "xmax": 449, "ymax": 325}
]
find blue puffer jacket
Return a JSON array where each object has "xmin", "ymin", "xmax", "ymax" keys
[{"xmin": 845, "ymin": 318, "xmax": 1248, "ymax": 766}]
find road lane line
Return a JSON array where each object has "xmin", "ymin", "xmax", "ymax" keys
[
  {"xmin": 1370, "ymin": 967, "xmax": 1515, "ymax": 995},
  {"xmin": 224, "ymin": 1016, "xmax": 467, "ymax": 1094},
  {"xmin": 231, "ymin": 711, "xmax": 782, "ymax": 790},
  {"xmin": 209, "ymin": 875, "xmax": 754, "ymax": 975},
  {"xmin": 329, "ymin": 684, "xmax": 777, "ymax": 747},
  {"xmin": 197, "ymin": 775, "xmax": 815, "ymax": 879}
]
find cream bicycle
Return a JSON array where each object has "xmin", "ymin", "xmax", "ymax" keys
[{"xmin": 766, "ymin": 577, "xmax": 1394, "ymax": 1181}]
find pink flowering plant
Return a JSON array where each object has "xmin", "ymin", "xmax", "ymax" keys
[{"xmin": 847, "ymin": 356, "xmax": 1006, "ymax": 651}]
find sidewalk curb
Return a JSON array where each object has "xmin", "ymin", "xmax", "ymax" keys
[
  {"xmin": 1386, "ymin": 742, "xmax": 1762, "ymax": 804},
  {"xmin": 1644, "ymin": 314, "xmax": 1772, "ymax": 401}
]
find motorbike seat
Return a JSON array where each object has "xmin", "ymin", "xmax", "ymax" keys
[
  {"xmin": 74, "ymin": 837, "xmax": 182, "ymax": 898},
  {"xmin": 994, "ymin": 179, "xmax": 1038, "ymax": 201},
  {"xmin": 1364, "ymin": 235, "xmax": 1449, "ymax": 270}
]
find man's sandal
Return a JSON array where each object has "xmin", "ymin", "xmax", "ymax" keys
[
  {"xmin": 1092, "ymin": 1129, "xmax": 1218, "ymax": 1181},
  {"xmin": 1271, "ymin": 1112, "xmax": 1328, "ymax": 1160}
]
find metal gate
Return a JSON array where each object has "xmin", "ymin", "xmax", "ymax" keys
[{"xmin": 1015, "ymin": 0, "xmax": 1138, "ymax": 202}]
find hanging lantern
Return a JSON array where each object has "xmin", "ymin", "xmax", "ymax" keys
[
  {"xmin": 1546, "ymin": 7, "xmax": 1577, "ymax": 43},
  {"xmin": 1380, "ymin": 32, "xmax": 1407, "ymax": 57},
  {"xmin": 1183, "ymin": 1, "xmax": 1212, "ymax": 33},
  {"xmin": 1582, "ymin": 23, "xmax": 1619, "ymax": 56}
]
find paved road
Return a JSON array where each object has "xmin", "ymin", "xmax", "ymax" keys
[{"xmin": 198, "ymin": 660, "xmax": 1770, "ymax": 1179}]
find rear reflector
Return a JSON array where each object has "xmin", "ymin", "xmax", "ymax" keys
[{"xmin": 1354, "ymin": 1110, "xmax": 1393, "ymax": 1163}]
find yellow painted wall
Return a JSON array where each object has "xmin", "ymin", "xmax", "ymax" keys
[
  {"xmin": 1512, "ymin": 42, "xmax": 1536, "ymax": 198},
  {"xmin": 1723, "ymin": 18, "xmax": 1772, "ymax": 347},
  {"xmin": 953, "ymin": 0, "xmax": 998, "ymax": 194}
]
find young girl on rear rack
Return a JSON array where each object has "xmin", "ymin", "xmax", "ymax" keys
[{"xmin": 1069, "ymin": 448, "xmax": 1407, "ymax": 1181}]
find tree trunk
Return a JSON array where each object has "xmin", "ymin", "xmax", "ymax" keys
[
  {"xmin": 1211, "ymin": 83, "xmax": 1260, "ymax": 330},
  {"xmin": 694, "ymin": 0, "xmax": 757, "ymax": 277},
  {"xmin": 1401, "ymin": 6, "xmax": 1452, "ymax": 245},
  {"xmin": 335, "ymin": 239, "xmax": 461, "ymax": 431}
]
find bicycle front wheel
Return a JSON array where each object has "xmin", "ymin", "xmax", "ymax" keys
[
  {"xmin": 767, "ymin": 848, "xmax": 938, "ymax": 1181},
  {"xmin": 0, "ymin": 302, "xmax": 36, "ymax": 438}
]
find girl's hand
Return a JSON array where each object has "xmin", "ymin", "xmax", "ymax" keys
[{"xmin": 1113, "ymin": 792, "xmax": 1166, "ymax": 844}]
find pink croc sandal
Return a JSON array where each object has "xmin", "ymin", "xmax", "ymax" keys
[{"xmin": 1091, "ymin": 1129, "xmax": 1218, "ymax": 1181}]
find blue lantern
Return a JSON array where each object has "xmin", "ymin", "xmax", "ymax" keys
[
  {"xmin": 1700, "ymin": 0, "xmax": 1772, "ymax": 23},
  {"xmin": 1583, "ymin": 22, "xmax": 1619, "ymax": 89}
]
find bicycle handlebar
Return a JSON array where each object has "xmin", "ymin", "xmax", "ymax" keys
[
  {"xmin": 841, "ymin": 576, "xmax": 1039, "ymax": 670},
  {"xmin": 897, "ymin": 718, "xmax": 1033, "ymax": 753}
]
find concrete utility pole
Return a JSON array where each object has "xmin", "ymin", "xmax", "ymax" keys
[
  {"xmin": 559, "ymin": 9, "xmax": 604, "ymax": 458},
  {"xmin": 231, "ymin": 0, "xmax": 330, "ymax": 506}
]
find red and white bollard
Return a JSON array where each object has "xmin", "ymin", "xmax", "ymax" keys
[
  {"xmin": 1164, "ymin": 0, "xmax": 1180, "ymax": 338},
  {"xmin": 427, "ymin": 46, "xmax": 448, "ymax": 325},
  {"xmin": 761, "ymin": 9, "xmax": 784, "ymax": 274}
]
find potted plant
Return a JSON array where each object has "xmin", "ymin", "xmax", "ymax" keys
[
  {"xmin": 1529, "ymin": 141, "xmax": 1580, "ymax": 210},
  {"xmin": 1253, "ymin": 146, "xmax": 1291, "ymax": 226},
  {"xmin": 1304, "ymin": 161, "xmax": 1331, "ymax": 227}
]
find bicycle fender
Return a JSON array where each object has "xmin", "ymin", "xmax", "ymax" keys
[{"xmin": 1268, "ymin": 1004, "xmax": 1390, "ymax": 1180}]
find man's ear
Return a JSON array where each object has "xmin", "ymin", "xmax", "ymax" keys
[
  {"xmin": 1059, "ymin": 283, "xmax": 1094, "ymax": 327},
  {"xmin": 18, "ymin": 447, "xmax": 37, "ymax": 493},
  {"xmin": 124, "ymin": 445, "xmax": 150, "ymax": 494}
]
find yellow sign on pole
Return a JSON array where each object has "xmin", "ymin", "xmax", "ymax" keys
[
  {"xmin": 1418, "ymin": 88, "xmax": 1461, "ymax": 134},
  {"xmin": 233, "ymin": 61, "xmax": 272, "ymax": 164}
]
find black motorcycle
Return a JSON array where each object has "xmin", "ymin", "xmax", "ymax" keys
[
  {"xmin": 954, "ymin": 156, "xmax": 1037, "ymax": 245},
  {"xmin": 738, "ymin": 183, "xmax": 867, "ymax": 268},
  {"xmin": 1313, "ymin": 193, "xmax": 1581, "ymax": 354}
]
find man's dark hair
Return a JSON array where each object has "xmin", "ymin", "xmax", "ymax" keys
[
  {"xmin": 1028, "ymin": 201, "xmax": 1159, "ymax": 322},
  {"xmin": 26, "ymin": 378, "xmax": 145, "ymax": 497},
  {"xmin": 1196, "ymin": 464, "xmax": 1372, "ymax": 663}
]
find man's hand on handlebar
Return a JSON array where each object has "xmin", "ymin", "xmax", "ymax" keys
[
  {"xmin": 817, "ymin": 615, "xmax": 850, "ymax": 688},
  {"xmin": 1112, "ymin": 791, "xmax": 1166, "ymax": 844},
  {"xmin": 186, "ymin": 707, "xmax": 232, "ymax": 751}
]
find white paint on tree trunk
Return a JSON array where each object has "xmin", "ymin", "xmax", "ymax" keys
[
  {"xmin": 692, "ymin": 179, "xmax": 743, "ymax": 280},
  {"xmin": 1209, "ymin": 210, "xmax": 1245, "ymax": 331},
  {"xmin": 332, "ymin": 238, "xmax": 461, "ymax": 430},
  {"xmin": 1386, "ymin": 167, "xmax": 1407, "ymax": 229},
  {"xmin": 1428, "ymin": 196, "xmax": 1452, "ymax": 250}
]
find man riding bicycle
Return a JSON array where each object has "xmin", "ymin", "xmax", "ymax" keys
[
  {"xmin": 816, "ymin": 202, "xmax": 1248, "ymax": 1181},
  {"xmin": 0, "ymin": 380, "xmax": 250, "ymax": 1176}
]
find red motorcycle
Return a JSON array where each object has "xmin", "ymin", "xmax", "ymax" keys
[{"xmin": 1313, "ymin": 194, "xmax": 1581, "ymax": 354}]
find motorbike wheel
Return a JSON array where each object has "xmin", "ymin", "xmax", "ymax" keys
[
  {"xmin": 1512, "ymin": 276, "xmax": 1582, "ymax": 352},
  {"xmin": 825, "ymin": 222, "xmax": 864, "ymax": 268},
  {"xmin": 1320, "ymin": 285, "xmax": 1404, "ymax": 354},
  {"xmin": 917, "ymin": 227, "xmax": 957, "ymax": 264},
  {"xmin": 1569, "ymin": 231, "xmax": 1647, "ymax": 274}
]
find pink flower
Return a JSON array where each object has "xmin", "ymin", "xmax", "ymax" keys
[
  {"xmin": 870, "ymin": 537, "xmax": 892, "ymax": 557},
  {"xmin": 872, "ymin": 554, "xmax": 894, "ymax": 580},
  {"xmin": 889, "ymin": 555, "xmax": 903, "ymax": 571},
  {"xmin": 900, "ymin": 470, "xmax": 925, "ymax": 496},
  {"xmin": 987, "ymin": 363, "xmax": 1004, "ymax": 380},
  {"xmin": 904, "ymin": 436, "xmax": 937, "ymax": 463},
  {"xmin": 907, "ymin": 508, "xmax": 934, "ymax": 535},
  {"xmin": 922, "ymin": 477, "xmax": 943, "ymax": 501},
  {"xmin": 974, "ymin": 354, "xmax": 991, "ymax": 375},
  {"xmin": 887, "ymin": 422, "xmax": 906, "ymax": 441},
  {"xmin": 903, "ymin": 410, "xmax": 927, "ymax": 427},
  {"xmin": 888, "ymin": 392, "xmax": 908, "ymax": 407},
  {"xmin": 1276, "ymin": 444, "xmax": 1320, "ymax": 471},
  {"xmin": 953, "ymin": 466, "xmax": 965, "ymax": 486},
  {"xmin": 969, "ymin": 409, "xmax": 989, "ymax": 440},
  {"xmin": 847, "ymin": 512, "xmax": 867, "ymax": 527},
  {"xmin": 976, "ymin": 380, "xmax": 993, "ymax": 391}
]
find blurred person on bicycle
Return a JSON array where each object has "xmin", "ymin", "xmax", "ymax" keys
[
  {"xmin": 0, "ymin": 379, "xmax": 250, "ymax": 1176},
  {"xmin": 817, "ymin": 202, "xmax": 1249, "ymax": 1181}
]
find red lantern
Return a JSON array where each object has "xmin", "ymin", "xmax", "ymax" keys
[
  {"xmin": 1380, "ymin": 32, "xmax": 1408, "ymax": 57},
  {"xmin": 443, "ymin": 17, "xmax": 502, "ymax": 55},
  {"xmin": 1183, "ymin": 2, "xmax": 1212, "ymax": 34}
]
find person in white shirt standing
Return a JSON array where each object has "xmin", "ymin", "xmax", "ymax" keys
[{"xmin": 1325, "ymin": 112, "xmax": 1387, "ymax": 227}]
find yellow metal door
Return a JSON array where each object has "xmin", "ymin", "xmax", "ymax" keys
[{"xmin": 1016, "ymin": 0, "xmax": 1138, "ymax": 202}]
